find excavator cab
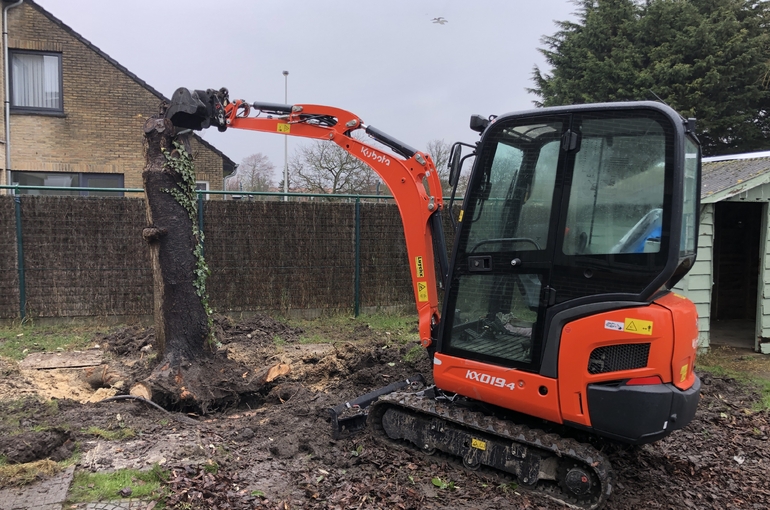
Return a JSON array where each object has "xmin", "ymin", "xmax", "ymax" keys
[{"xmin": 434, "ymin": 102, "xmax": 701, "ymax": 444}]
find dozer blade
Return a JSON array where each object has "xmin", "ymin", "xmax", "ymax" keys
[
  {"xmin": 165, "ymin": 87, "xmax": 226, "ymax": 131},
  {"xmin": 328, "ymin": 374, "xmax": 425, "ymax": 440}
]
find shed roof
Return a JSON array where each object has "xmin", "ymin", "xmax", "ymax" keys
[{"xmin": 701, "ymin": 151, "xmax": 770, "ymax": 203}]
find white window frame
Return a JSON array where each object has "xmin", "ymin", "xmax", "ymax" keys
[{"xmin": 195, "ymin": 181, "xmax": 210, "ymax": 200}]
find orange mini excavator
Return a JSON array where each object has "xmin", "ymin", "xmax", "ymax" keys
[{"xmin": 166, "ymin": 87, "xmax": 702, "ymax": 509}]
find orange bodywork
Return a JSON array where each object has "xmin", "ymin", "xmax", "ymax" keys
[
  {"xmin": 557, "ymin": 295, "xmax": 698, "ymax": 427},
  {"xmin": 433, "ymin": 293, "xmax": 699, "ymax": 427},
  {"xmin": 433, "ymin": 353, "xmax": 563, "ymax": 423},
  {"xmin": 221, "ymin": 100, "xmax": 444, "ymax": 347}
]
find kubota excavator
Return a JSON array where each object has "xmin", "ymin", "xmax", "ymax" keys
[{"xmin": 165, "ymin": 87, "xmax": 702, "ymax": 509}]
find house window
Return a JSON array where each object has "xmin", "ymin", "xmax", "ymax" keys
[
  {"xmin": 12, "ymin": 171, "xmax": 124, "ymax": 196},
  {"xmin": 10, "ymin": 50, "xmax": 62, "ymax": 112},
  {"xmin": 196, "ymin": 181, "xmax": 210, "ymax": 200}
]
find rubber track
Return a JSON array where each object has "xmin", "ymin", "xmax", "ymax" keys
[{"xmin": 368, "ymin": 392, "xmax": 614, "ymax": 510}]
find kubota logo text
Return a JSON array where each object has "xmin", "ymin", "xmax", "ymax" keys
[
  {"xmin": 361, "ymin": 147, "xmax": 391, "ymax": 166},
  {"xmin": 466, "ymin": 370, "xmax": 517, "ymax": 390}
]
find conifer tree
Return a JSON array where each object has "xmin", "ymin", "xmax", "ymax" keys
[{"xmin": 531, "ymin": 0, "xmax": 770, "ymax": 156}]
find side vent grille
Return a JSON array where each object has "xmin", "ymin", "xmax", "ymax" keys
[{"xmin": 588, "ymin": 343, "xmax": 651, "ymax": 374}]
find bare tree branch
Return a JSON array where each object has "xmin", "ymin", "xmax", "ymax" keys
[
  {"xmin": 288, "ymin": 136, "xmax": 380, "ymax": 195},
  {"xmin": 233, "ymin": 153, "xmax": 275, "ymax": 192},
  {"xmin": 426, "ymin": 139, "xmax": 452, "ymax": 194}
]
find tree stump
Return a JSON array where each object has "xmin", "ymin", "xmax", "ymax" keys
[{"xmin": 141, "ymin": 116, "xmax": 278, "ymax": 413}]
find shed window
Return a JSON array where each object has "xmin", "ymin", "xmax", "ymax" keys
[{"xmin": 10, "ymin": 51, "xmax": 62, "ymax": 112}]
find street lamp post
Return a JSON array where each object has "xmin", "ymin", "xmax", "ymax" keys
[{"xmin": 283, "ymin": 70, "xmax": 289, "ymax": 202}]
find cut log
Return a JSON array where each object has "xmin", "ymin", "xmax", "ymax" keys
[
  {"xmin": 130, "ymin": 382, "xmax": 153, "ymax": 401},
  {"xmin": 245, "ymin": 363, "xmax": 292, "ymax": 385}
]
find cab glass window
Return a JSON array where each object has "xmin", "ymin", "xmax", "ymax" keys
[
  {"xmin": 682, "ymin": 138, "xmax": 699, "ymax": 255},
  {"xmin": 562, "ymin": 117, "xmax": 667, "ymax": 256},
  {"xmin": 463, "ymin": 121, "xmax": 562, "ymax": 255}
]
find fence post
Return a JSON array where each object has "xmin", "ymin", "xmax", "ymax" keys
[
  {"xmin": 354, "ymin": 196, "xmax": 361, "ymax": 317},
  {"xmin": 14, "ymin": 195, "xmax": 26, "ymax": 320},
  {"xmin": 197, "ymin": 191, "xmax": 205, "ymax": 257}
]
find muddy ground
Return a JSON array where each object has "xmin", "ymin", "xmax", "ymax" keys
[{"xmin": 0, "ymin": 314, "xmax": 769, "ymax": 509}]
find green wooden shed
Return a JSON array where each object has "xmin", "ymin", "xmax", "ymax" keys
[{"xmin": 675, "ymin": 150, "xmax": 770, "ymax": 354}]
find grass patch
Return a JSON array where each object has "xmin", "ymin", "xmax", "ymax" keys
[
  {"xmin": 403, "ymin": 345, "xmax": 425, "ymax": 363},
  {"xmin": 83, "ymin": 426, "xmax": 136, "ymax": 441},
  {"xmin": 359, "ymin": 314, "xmax": 418, "ymax": 338},
  {"xmin": 284, "ymin": 312, "xmax": 420, "ymax": 346},
  {"xmin": 0, "ymin": 459, "xmax": 60, "ymax": 488},
  {"xmin": 298, "ymin": 333, "xmax": 330, "ymax": 344},
  {"xmin": 697, "ymin": 346, "xmax": 770, "ymax": 410},
  {"xmin": 0, "ymin": 323, "xmax": 105, "ymax": 360},
  {"xmin": 67, "ymin": 465, "xmax": 168, "ymax": 504}
]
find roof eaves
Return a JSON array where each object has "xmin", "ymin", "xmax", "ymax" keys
[
  {"xmin": 25, "ymin": 0, "xmax": 166, "ymax": 102},
  {"xmin": 701, "ymin": 169, "xmax": 770, "ymax": 203},
  {"xmin": 703, "ymin": 150, "xmax": 770, "ymax": 163},
  {"xmin": 24, "ymin": 0, "xmax": 235, "ymax": 169}
]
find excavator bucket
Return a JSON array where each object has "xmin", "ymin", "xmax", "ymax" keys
[{"xmin": 165, "ymin": 87, "xmax": 226, "ymax": 131}]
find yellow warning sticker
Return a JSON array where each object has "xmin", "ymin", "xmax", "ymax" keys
[
  {"xmin": 471, "ymin": 438, "xmax": 487, "ymax": 451},
  {"xmin": 417, "ymin": 281, "xmax": 429, "ymax": 302},
  {"xmin": 415, "ymin": 256, "xmax": 425, "ymax": 278},
  {"xmin": 624, "ymin": 318, "xmax": 653, "ymax": 336},
  {"xmin": 679, "ymin": 364, "xmax": 688, "ymax": 382},
  {"xmin": 458, "ymin": 210, "xmax": 464, "ymax": 222},
  {"xmin": 277, "ymin": 123, "xmax": 290, "ymax": 133}
]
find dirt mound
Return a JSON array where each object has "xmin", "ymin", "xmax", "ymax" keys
[
  {"xmin": 96, "ymin": 326, "xmax": 154, "ymax": 356},
  {"xmin": 604, "ymin": 373, "xmax": 770, "ymax": 509},
  {"xmin": 215, "ymin": 314, "xmax": 304, "ymax": 346},
  {"xmin": 1, "ymin": 315, "xmax": 769, "ymax": 509},
  {"xmin": 95, "ymin": 313, "xmax": 303, "ymax": 356},
  {"xmin": 0, "ymin": 428, "xmax": 73, "ymax": 464}
]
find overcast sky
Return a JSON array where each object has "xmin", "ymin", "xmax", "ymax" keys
[{"xmin": 35, "ymin": 0, "xmax": 577, "ymax": 182}]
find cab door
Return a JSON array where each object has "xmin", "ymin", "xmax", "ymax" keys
[{"xmin": 440, "ymin": 115, "xmax": 568, "ymax": 371}]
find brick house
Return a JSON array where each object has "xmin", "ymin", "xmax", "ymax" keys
[{"xmin": 0, "ymin": 0, "xmax": 234, "ymax": 197}]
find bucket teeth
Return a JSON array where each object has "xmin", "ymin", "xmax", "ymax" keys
[{"xmin": 165, "ymin": 88, "xmax": 217, "ymax": 131}]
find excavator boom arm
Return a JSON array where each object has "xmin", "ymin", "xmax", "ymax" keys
[{"xmin": 166, "ymin": 87, "xmax": 444, "ymax": 347}]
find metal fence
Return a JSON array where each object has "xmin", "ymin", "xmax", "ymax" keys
[{"xmin": 0, "ymin": 185, "xmax": 456, "ymax": 322}]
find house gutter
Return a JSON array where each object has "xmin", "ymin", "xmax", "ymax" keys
[{"xmin": 3, "ymin": 0, "xmax": 23, "ymax": 193}]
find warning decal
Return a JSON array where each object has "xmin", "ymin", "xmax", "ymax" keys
[
  {"xmin": 604, "ymin": 320, "xmax": 624, "ymax": 332},
  {"xmin": 277, "ymin": 123, "xmax": 290, "ymax": 133},
  {"xmin": 417, "ymin": 281, "xmax": 429, "ymax": 302},
  {"xmin": 415, "ymin": 256, "xmax": 425, "ymax": 278},
  {"xmin": 624, "ymin": 318, "xmax": 653, "ymax": 336},
  {"xmin": 471, "ymin": 438, "xmax": 487, "ymax": 451}
]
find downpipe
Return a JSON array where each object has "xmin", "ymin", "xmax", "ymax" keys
[{"xmin": 3, "ymin": 0, "xmax": 23, "ymax": 193}]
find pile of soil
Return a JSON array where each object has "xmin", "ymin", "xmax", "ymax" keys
[{"xmin": 0, "ymin": 314, "xmax": 768, "ymax": 510}]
